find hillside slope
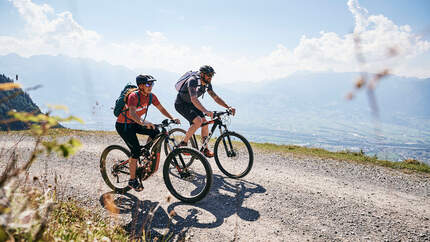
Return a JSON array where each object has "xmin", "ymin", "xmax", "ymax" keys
[{"xmin": 0, "ymin": 74, "xmax": 42, "ymax": 130}]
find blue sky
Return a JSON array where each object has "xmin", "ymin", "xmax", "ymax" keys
[{"xmin": 1, "ymin": 0, "xmax": 429, "ymax": 83}]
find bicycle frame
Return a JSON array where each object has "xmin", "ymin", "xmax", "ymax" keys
[
  {"xmin": 139, "ymin": 131, "xmax": 166, "ymax": 177},
  {"xmin": 112, "ymin": 125, "xmax": 172, "ymax": 182},
  {"xmin": 136, "ymin": 123, "xmax": 190, "ymax": 181},
  {"xmin": 191, "ymin": 114, "xmax": 231, "ymax": 152}
]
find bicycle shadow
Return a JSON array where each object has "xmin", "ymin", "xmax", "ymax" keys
[
  {"xmin": 99, "ymin": 174, "xmax": 266, "ymax": 240},
  {"xmin": 100, "ymin": 192, "xmax": 170, "ymax": 240}
]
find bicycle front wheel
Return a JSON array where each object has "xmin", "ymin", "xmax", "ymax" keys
[
  {"xmin": 163, "ymin": 147, "xmax": 212, "ymax": 203},
  {"xmin": 100, "ymin": 145, "xmax": 131, "ymax": 194},
  {"xmin": 214, "ymin": 132, "xmax": 254, "ymax": 178}
]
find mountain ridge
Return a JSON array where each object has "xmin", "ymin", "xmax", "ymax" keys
[{"xmin": 0, "ymin": 74, "xmax": 42, "ymax": 130}]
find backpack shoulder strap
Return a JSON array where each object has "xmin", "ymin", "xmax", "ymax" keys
[
  {"xmin": 134, "ymin": 91, "xmax": 152, "ymax": 107},
  {"xmin": 135, "ymin": 91, "xmax": 141, "ymax": 107},
  {"xmin": 148, "ymin": 93, "xmax": 153, "ymax": 106}
]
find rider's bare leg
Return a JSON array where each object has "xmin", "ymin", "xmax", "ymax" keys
[
  {"xmin": 183, "ymin": 117, "xmax": 202, "ymax": 143},
  {"xmin": 128, "ymin": 157, "xmax": 143, "ymax": 191},
  {"xmin": 129, "ymin": 157, "xmax": 137, "ymax": 179},
  {"xmin": 201, "ymin": 117, "xmax": 209, "ymax": 148}
]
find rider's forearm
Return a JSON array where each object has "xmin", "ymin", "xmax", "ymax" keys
[
  {"xmin": 129, "ymin": 111, "xmax": 145, "ymax": 126},
  {"xmin": 213, "ymin": 96, "xmax": 230, "ymax": 109},
  {"xmin": 159, "ymin": 107, "xmax": 174, "ymax": 120},
  {"xmin": 191, "ymin": 97, "xmax": 209, "ymax": 113},
  {"xmin": 209, "ymin": 90, "xmax": 230, "ymax": 109}
]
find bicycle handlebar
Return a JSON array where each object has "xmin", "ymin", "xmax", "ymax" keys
[
  {"xmin": 154, "ymin": 119, "xmax": 177, "ymax": 129},
  {"xmin": 212, "ymin": 109, "xmax": 233, "ymax": 118}
]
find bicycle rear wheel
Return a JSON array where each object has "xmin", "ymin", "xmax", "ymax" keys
[
  {"xmin": 214, "ymin": 132, "xmax": 253, "ymax": 178},
  {"xmin": 163, "ymin": 147, "xmax": 212, "ymax": 203},
  {"xmin": 100, "ymin": 145, "xmax": 131, "ymax": 194},
  {"xmin": 163, "ymin": 128, "xmax": 198, "ymax": 156}
]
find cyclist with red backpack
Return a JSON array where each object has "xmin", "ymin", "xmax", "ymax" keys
[
  {"xmin": 174, "ymin": 65, "xmax": 236, "ymax": 157},
  {"xmin": 115, "ymin": 74, "xmax": 180, "ymax": 191}
]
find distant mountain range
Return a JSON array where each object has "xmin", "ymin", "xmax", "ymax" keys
[
  {"xmin": 0, "ymin": 53, "xmax": 180, "ymax": 129},
  {"xmin": 1, "ymin": 53, "xmax": 429, "ymax": 162},
  {"xmin": 226, "ymin": 71, "xmax": 430, "ymax": 130}
]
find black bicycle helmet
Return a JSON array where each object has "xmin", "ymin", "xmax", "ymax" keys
[
  {"xmin": 136, "ymin": 74, "xmax": 156, "ymax": 85},
  {"xmin": 199, "ymin": 65, "xmax": 215, "ymax": 76}
]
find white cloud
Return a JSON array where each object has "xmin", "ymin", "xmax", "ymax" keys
[
  {"xmin": 347, "ymin": 0, "xmax": 369, "ymax": 33},
  {"xmin": 146, "ymin": 31, "xmax": 168, "ymax": 42},
  {"xmin": 1, "ymin": 0, "xmax": 429, "ymax": 83},
  {"xmin": 1, "ymin": 0, "xmax": 100, "ymax": 57}
]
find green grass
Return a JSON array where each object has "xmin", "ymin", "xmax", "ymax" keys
[
  {"xmin": 42, "ymin": 200, "xmax": 129, "ymax": 241},
  {"xmin": 1, "ymin": 190, "xmax": 129, "ymax": 241},
  {"xmin": 252, "ymin": 142, "xmax": 430, "ymax": 174}
]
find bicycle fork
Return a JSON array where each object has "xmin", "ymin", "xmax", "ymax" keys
[
  {"xmin": 221, "ymin": 133, "xmax": 236, "ymax": 157},
  {"xmin": 165, "ymin": 135, "xmax": 192, "ymax": 178},
  {"xmin": 196, "ymin": 125, "xmax": 236, "ymax": 157},
  {"xmin": 171, "ymin": 153, "xmax": 193, "ymax": 180}
]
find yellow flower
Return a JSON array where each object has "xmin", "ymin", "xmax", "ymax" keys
[{"xmin": 0, "ymin": 82, "xmax": 21, "ymax": 90}]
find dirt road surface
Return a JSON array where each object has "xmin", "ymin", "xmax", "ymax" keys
[{"xmin": 1, "ymin": 133, "xmax": 429, "ymax": 241}]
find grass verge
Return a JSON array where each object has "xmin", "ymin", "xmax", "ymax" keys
[
  {"xmin": 251, "ymin": 142, "xmax": 430, "ymax": 174},
  {"xmin": 2, "ymin": 199, "xmax": 129, "ymax": 241},
  {"xmin": 43, "ymin": 200, "xmax": 128, "ymax": 241}
]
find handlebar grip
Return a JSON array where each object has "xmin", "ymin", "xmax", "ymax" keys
[{"xmin": 156, "ymin": 119, "xmax": 177, "ymax": 129}]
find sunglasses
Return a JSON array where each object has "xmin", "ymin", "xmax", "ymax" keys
[{"xmin": 144, "ymin": 82, "xmax": 154, "ymax": 87}]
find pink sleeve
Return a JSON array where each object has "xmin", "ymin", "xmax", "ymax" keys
[
  {"xmin": 127, "ymin": 92, "xmax": 138, "ymax": 107},
  {"xmin": 152, "ymin": 94, "xmax": 160, "ymax": 106}
]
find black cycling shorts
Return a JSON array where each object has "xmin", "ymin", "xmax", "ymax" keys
[
  {"xmin": 115, "ymin": 122, "xmax": 160, "ymax": 159},
  {"xmin": 175, "ymin": 100, "xmax": 204, "ymax": 125}
]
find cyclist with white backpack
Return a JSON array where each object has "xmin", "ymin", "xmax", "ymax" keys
[
  {"xmin": 174, "ymin": 65, "xmax": 236, "ymax": 158},
  {"xmin": 115, "ymin": 74, "xmax": 180, "ymax": 191}
]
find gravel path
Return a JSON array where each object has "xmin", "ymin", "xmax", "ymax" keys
[{"xmin": 1, "ymin": 132, "xmax": 429, "ymax": 241}]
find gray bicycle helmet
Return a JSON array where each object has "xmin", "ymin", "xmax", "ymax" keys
[
  {"xmin": 136, "ymin": 74, "xmax": 156, "ymax": 85},
  {"xmin": 199, "ymin": 65, "xmax": 215, "ymax": 76}
]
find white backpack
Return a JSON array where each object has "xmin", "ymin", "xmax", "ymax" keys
[{"xmin": 175, "ymin": 71, "xmax": 199, "ymax": 91}]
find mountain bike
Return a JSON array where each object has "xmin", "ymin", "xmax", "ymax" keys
[
  {"xmin": 164, "ymin": 110, "xmax": 253, "ymax": 179},
  {"xmin": 100, "ymin": 119, "xmax": 213, "ymax": 203}
]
